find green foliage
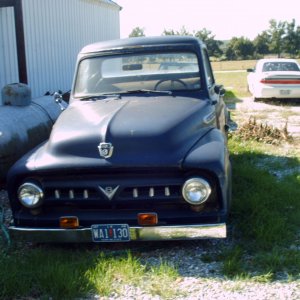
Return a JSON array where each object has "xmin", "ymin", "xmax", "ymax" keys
[
  {"xmin": 194, "ymin": 28, "xmax": 223, "ymax": 57},
  {"xmin": 223, "ymin": 138, "xmax": 300, "ymax": 279},
  {"xmin": 208, "ymin": 160, "xmax": 300, "ymax": 280},
  {"xmin": 129, "ymin": 26, "xmax": 145, "ymax": 38},
  {"xmin": 162, "ymin": 26, "xmax": 192, "ymax": 36},
  {"xmin": 225, "ymin": 37, "xmax": 255, "ymax": 60},
  {"xmin": 158, "ymin": 18, "xmax": 300, "ymax": 59},
  {"xmin": 163, "ymin": 26, "xmax": 223, "ymax": 57},
  {"xmin": 267, "ymin": 19, "xmax": 287, "ymax": 57},
  {"xmin": 253, "ymin": 31, "xmax": 270, "ymax": 56},
  {"xmin": 284, "ymin": 19, "xmax": 300, "ymax": 57},
  {"xmin": 0, "ymin": 247, "xmax": 179, "ymax": 299},
  {"xmin": 219, "ymin": 246, "xmax": 245, "ymax": 277},
  {"xmin": 0, "ymin": 247, "xmax": 92, "ymax": 299}
]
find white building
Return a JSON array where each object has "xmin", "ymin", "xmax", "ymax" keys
[{"xmin": 0, "ymin": 0, "xmax": 121, "ymax": 99}]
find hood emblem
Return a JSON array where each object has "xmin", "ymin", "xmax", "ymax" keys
[
  {"xmin": 99, "ymin": 186, "xmax": 119, "ymax": 200},
  {"xmin": 98, "ymin": 142, "xmax": 114, "ymax": 158}
]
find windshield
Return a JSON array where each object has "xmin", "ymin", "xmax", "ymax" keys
[{"xmin": 74, "ymin": 51, "xmax": 201, "ymax": 98}]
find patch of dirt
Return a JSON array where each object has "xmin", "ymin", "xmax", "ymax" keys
[{"xmin": 229, "ymin": 97, "xmax": 300, "ymax": 157}]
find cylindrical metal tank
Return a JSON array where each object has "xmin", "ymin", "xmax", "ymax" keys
[{"xmin": 0, "ymin": 84, "xmax": 66, "ymax": 184}]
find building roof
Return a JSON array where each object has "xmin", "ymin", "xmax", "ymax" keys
[{"xmin": 100, "ymin": 0, "xmax": 121, "ymax": 9}]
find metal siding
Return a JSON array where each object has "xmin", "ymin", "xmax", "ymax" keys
[
  {"xmin": 21, "ymin": 0, "xmax": 120, "ymax": 98},
  {"xmin": 0, "ymin": 7, "xmax": 19, "ymax": 93}
]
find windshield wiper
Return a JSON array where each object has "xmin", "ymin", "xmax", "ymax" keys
[
  {"xmin": 80, "ymin": 93, "xmax": 121, "ymax": 101},
  {"xmin": 120, "ymin": 89, "xmax": 172, "ymax": 95},
  {"xmin": 79, "ymin": 89, "xmax": 172, "ymax": 101}
]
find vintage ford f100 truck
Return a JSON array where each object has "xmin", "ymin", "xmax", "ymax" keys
[{"xmin": 7, "ymin": 36, "xmax": 231, "ymax": 242}]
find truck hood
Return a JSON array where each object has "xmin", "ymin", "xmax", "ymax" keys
[{"xmin": 33, "ymin": 96, "xmax": 214, "ymax": 169}]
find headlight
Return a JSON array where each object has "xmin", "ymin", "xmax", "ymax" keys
[
  {"xmin": 182, "ymin": 178, "xmax": 211, "ymax": 205},
  {"xmin": 18, "ymin": 182, "xmax": 44, "ymax": 208}
]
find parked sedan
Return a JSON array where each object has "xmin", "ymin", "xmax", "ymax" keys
[{"xmin": 247, "ymin": 58, "xmax": 300, "ymax": 101}]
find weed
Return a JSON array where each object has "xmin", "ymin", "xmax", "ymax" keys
[{"xmin": 232, "ymin": 117, "xmax": 293, "ymax": 145}]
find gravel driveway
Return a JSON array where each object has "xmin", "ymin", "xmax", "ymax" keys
[{"xmin": 98, "ymin": 241, "xmax": 299, "ymax": 300}]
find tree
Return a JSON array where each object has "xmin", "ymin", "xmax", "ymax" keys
[
  {"xmin": 253, "ymin": 31, "xmax": 270, "ymax": 57},
  {"xmin": 236, "ymin": 37, "xmax": 255, "ymax": 59},
  {"xmin": 162, "ymin": 29, "xmax": 177, "ymax": 36},
  {"xmin": 267, "ymin": 19, "xmax": 286, "ymax": 57},
  {"xmin": 162, "ymin": 26, "xmax": 192, "ymax": 36},
  {"xmin": 163, "ymin": 27, "xmax": 223, "ymax": 58},
  {"xmin": 224, "ymin": 45, "xmax": 236, "ymax": 60},
  {"xmin": 284, "ymin": 19, "xmax": 300, "ymax": 57},
  {"xmin": 225, "ymin": 37, "xmax": 255, "ymax": 60},
  {"xmin": 194, "ymin": 28, "xmax": 223, "ymax": 57},
  {"xmin": 129, "ymin": 27, "xmax": 145, "ymax": 38}
]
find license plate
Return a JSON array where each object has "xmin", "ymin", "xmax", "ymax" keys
[
  {"xmin": 280, "ymin": 90, "xmax": 291, "ymax": 95},
  {"xmin": 91, "ymin": 224, "xmax": 130, "ymax": 242}
]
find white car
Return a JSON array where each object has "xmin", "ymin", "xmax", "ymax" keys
[{"xmin": 247, "ymin": 58, "xmax": 300, "ymax": 101}]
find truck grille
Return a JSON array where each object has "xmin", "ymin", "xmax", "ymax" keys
[
  {"xmin": 35, "ymin": 171, "xmax": 220, "ymax": 212},
  {"xmin": 15, "ymin": 171, "xmax": 222, "ymax": 227},
  {"xmin": 45, "ymin": 184, "xmax": 181, "ymax": 202}
]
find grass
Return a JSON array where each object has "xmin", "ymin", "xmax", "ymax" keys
[
  {"xmin": 212, "ymin": 60, "xmax": 256, "ymax": 72},
  {"xmin": 221, "ymin": 138, "xmax": 300, "ymax": 280},
  {"xmin": 214, "ymin": 71, "xmax": 251, "ymax": 98},
  {"xmin": 1, "ymin": 60, "xmax": 300, "ymax": 298},
  {"xmin": 0, "ymin": 246, "xmax": 179, "ymax": 299}
]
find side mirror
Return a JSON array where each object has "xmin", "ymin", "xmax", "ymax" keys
[
  {"xmin": 214, "ymin": 85, "xmax": 226, "ymax": 96},
  {"xmin": 53, "ymin": 92, "xmax": 65, "ymax": 111},
  {"xmin": 247, "ymin": 68, "xmax": 254, "ymax": 72}
]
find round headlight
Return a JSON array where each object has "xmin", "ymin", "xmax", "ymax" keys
[
  {"xmin": 182, "ymin": 178, "xmax": 211, "ymax": 205},
  {"xmin": 18, "ymin": 183, "xmax": 44, "ymax": 208}
]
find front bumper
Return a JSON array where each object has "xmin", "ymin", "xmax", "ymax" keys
[{"xmin": 9, "ymin": 223, "xmax": 226, "ymax": 243}]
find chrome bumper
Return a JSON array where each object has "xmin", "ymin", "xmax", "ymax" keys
[{"xmin": 9, "ymin": 223, "xmax": 226, "ymax": 243}]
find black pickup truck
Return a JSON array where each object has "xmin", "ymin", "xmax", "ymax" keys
[{"xmin": 7, "ymin": 36, "xmax": 231, "ymax": 243}]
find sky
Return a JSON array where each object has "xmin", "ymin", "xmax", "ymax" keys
[{"xmin": 115, "ymin": 0, "xmax": 299, "ymax": 40}]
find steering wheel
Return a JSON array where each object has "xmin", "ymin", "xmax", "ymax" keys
[{"xmin": 154, "ymin": 79, "xmax": 187, "ymax": 90}]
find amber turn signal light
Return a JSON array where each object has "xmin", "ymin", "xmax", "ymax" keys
[
  {"xmin": 137, "ymin": 213, "xmax": 158, "ymax": 226},
  {"xmin": 60, "ymin": 216, "xmax": 79, "ymax": 229}
]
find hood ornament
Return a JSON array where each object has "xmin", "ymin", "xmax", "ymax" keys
[
  {"xmin": 98, "ymin": 142, "xmax": 114, "ymax": 158},
  {"xmin": 99, "ymin": 186, "xmax": 119, "ymax": 200}
]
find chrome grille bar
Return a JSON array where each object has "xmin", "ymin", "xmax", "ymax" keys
[
  {"xmin": 83, "ymin": 189, "xmax": 89, "ymax": 199},
  {"xmin": 54, "ymin": 189, "xmax": 60, "ymax": 199},
  {"xmin": 133, "ymin": 188, "xmax": 138, "ymax": 198},
  {"xmin": 149, "ymin": 187, "xmax": 154, "ymax": 197},
  {"xmin": 165, "ymin": 187, "xmax": 170, "ymax": 196},
  {"xmin": 69, "ymin": 189, "xmax": 74, "ymax": 199}
]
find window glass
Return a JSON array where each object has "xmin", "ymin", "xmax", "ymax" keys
[
  {"xmin": 74, "ymin": 52, "xmax": 201, "ymax": 97},
  {"xmin": 202, "ymin": 49, "xmax": 214, "ymax": 87},
  {"xmin": 262, "ymin": 62, "xmax": 300, "ymax": 72}
]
